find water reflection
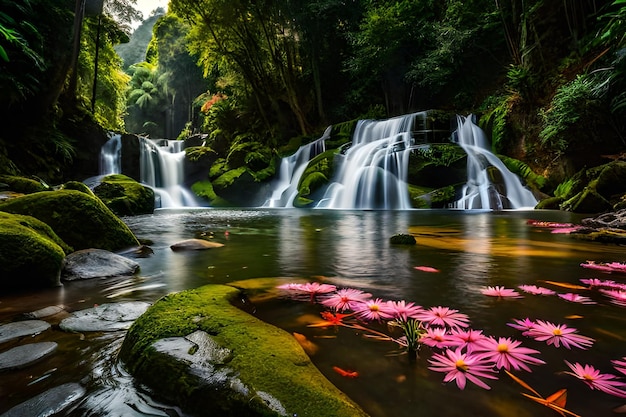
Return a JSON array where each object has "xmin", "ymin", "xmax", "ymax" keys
[{"xmin": 2, "ymin": 208, "xmax": 626, "ymax": 417}]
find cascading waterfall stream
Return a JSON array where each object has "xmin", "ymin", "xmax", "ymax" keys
[
  {"xmin": 450, "ymin": 115, "xmax": 537, "ymax": 210},
  {"xmin": 95, "ymin": 135, "xmax": 202, "ymax": 209},
  {"xmin": 317, "ymin": 112, "xmax": 424, "ymax": 209},
  {"xmin": 262, "ymin": 126, "xmax": 330, "ymax": 208},
  {"xmin": 139, "ymin": 138, "xmax": 202, "ymax": 208}
]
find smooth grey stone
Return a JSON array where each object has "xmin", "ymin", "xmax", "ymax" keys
[
  {"xmin": 62, "ymin": 248, "xmax": 140, "ymax": 281},
  {"xmin": 0, "ymin": 382, "xmax": 85, "ymax": 417},
  {"xmin": 23, "ymin": 305, "xmax": 65, "ymax": 319},
  {"xmin": 170, "ymin": 238, "xmax": 224, "ymax": 251},
  {"xmin": 0, "ymin": 342, "xmax": 58, "ymax": 371},
  {"xmin": 0, "ymin": 320, "xmax": 51, "ymax": 344},
  {"xmin": 59, "ymin": 301, "xmax": 150, "ymax": 332}
]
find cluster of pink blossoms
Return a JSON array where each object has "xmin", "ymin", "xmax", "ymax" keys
[{"xmin": 278, "ymin": 282, "xmax": 547, "ymax": 391}]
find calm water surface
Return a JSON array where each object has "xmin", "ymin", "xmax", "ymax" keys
[{"xmin": 2, "ymin": 208, "xmax": 626, "ymax": 417}]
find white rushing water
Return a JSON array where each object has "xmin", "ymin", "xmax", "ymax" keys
[
  {"xmin": 139, "ymin": 138, "xmax": 202, "ymax": 208},
  {"xmin": 450, "ymin": 115, "xmax": 537, "ymax": 210},
  {"xmin": 317, "ymin": 112, "xmax": 423, "ymax": 209},
  {"xmin": 262, "ymin": 126, "xmax": 330, "ymax": 208},
  {"xmin": 99, "ymin": 133, "xmax": 122, "ymax": 175}
]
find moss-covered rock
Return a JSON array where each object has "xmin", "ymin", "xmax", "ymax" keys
[
  {"xmin": 0, "ymin": 189, "xmax": 139, "ymax": 251},
  {"xmin": 59, "ymin": 181, "xmax": 95, "ymax": 196},
  {"xmin": 120, "ymin": 284, "xmax": 369, "ymax": 417},
  {"xmin": 93, "ymin": 174, "xmax": 155, "ymax": 216},
  {"xmin": 190, "ymin": 180, "xmax": 231, "ymax": 206},
  {"xmin": 0, "ymin": 212, "xmax": 68, "ymax": 290},
  {"xmin": 0, "ymin": 175, "xmax": 48, "ymax": 194}
]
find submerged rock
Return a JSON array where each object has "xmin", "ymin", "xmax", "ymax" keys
[
  {"xmin": 170, "ymin": 238, "xmax": 225, "ymax": 251},
  {"xmin": 120, "ymin": 284, "xmax": 368, "ymax": 417},
  {"xmin": 59, "ymin": 301, "xmax": 150, "ymax": 332},
  {"xmin": 62, "ymin": 248, "xmax": 140, "ymax": 281},
  {"xmin": 0, "ymin": 342, "xmax": 57, "ymax": 371},
  {"xmin": 0, "ymin": 382, "xmax": 85, "ymax": 417},
  {"xmin": 23, "ymin": 305, "xmax": 65, "ymax": 319},
  {"xmin": 0, "ymin": 320, "xmax": 51, "ymax": 344},
  {"xmin": 389, "ymin": 233, "xmax": 417, "ymax": 245}
]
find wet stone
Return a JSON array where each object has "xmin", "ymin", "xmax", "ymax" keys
[
  {"xmin": 62, "ymin": 248, "xmax": 140, "ymax": 281},
  {"xmin": 23, "ymin": 305, "xmax": 65, "ymax": 319},
  {"xmin": 0, "ymin": 342, "xmax": 58, "ymax": 371},
  {"xmin": 59, "ymin": 301, "xmax": 150, "ymax": 332},
  {"xmin": 0, "ymin": 320, "xmax": 51, "ymax": 344},
  {"xmin": 170, "ymin": 238, "xmax": 225, "ymax": 251},
  {"xmin": 0, "ymin": 382, "xmax": 85, "ymax": 417}
]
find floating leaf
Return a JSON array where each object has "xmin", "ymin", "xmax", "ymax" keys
[{"xmin": 540, "ymin": 280, "xmax": 588, "ymax": 290}]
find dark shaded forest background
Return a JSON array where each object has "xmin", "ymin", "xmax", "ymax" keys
[{"xmin": 1, "ymin": 0, "xmax": 625, "ymax": 197}]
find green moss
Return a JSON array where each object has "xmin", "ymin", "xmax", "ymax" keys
[
  {"xmin": 0, "ymin": 212, "xmax": 67, "ymax": 289},
  {"xmin": 190, "ymin": 180, "xmax": 231, "ymax": 207},
  {"xmin": 213, "ymin": 167, "xmax": 248, "ymax": 189},
  {"xmin": 498, "ymin": 155, "xmax": 546, "ymax": 190},
  {"xmin": 0, "ymin": 175, "xmax": 48, "ymax": 194},
  {"xmin": 209, "ymin": 158, "xmax": 229, "ymax": 179},
  {"xmin": 0, "ymin": 189, "xmax": 139, "ymax": 251},
  {"xmin": 185, "ymin": 146, "xmax": 218, "ymax": 163},
  {"xmin": 94, "ymin": 174, "xmax": 154, "ymax": 216},
  {"xmin": 120, "ymin": 284, "xmax": 368, "ymax": 417},
  {"xmin": 59, "ymin": 181, "xmax": 95, "ymax": 196},
  {"xmin": 328, "ymin": 120, "xmax": 357, "ymax": 149}
]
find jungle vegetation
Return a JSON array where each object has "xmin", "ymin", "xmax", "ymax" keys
[{"xmin": 0, "ymin": 0, "xmax": 625, "ymax": 192}]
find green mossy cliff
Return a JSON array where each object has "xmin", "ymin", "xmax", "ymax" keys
[{"xmin": 119, "ymin": 284, "xmax": 369, "ymax": 417}]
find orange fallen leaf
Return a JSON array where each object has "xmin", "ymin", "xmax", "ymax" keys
[
  {"xmin": 413, "ymin": 266, "xmax": 440, "ymax": 273},
  {"xmin": 539, "ymin": 280, "xmax": 588, "ymax": 290},
  {"xmin": 505, "ymin": 371, "xmax": 580, "ymax": 417},
  {"xmin": 333, "ymin": 366, "xmax": 359, "ymax": 378},
  {"xmin": 292, "ymin": 332, "xmax": 318, "ymax": 356}
]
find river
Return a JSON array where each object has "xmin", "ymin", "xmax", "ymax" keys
[{"xmin": 2, "ymin": 208, "xmax": 626, "ymax": 417}]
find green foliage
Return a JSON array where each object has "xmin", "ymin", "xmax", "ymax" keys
[
  {"xmin": 413, "ymin": 145, "xmax": 465, "ymax": 167},
  {"xmin": 538, "ymin": 75, "xmax": 598, "ymax": 153},
  {"xmin": 479, "ymin": 95, "xmax": 511, "ymax": 153},
  {"xmin": 498, "ymin": 155, "xmax": 546, "ymax": 190}
]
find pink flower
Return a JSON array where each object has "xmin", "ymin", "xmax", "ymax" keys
[
  {"xmin": 419, "ymin": 327, "xmax": 456, "ymax": 349},
  {"xmin": 385, "ymin": 300, "xmax": 424, "ymax": 322},
  {"xmin": 507, "ymin": 318, "xmax": 537, "ymax": 335},
  {"xmin": 277, "ymin": 282, "xmax": 336, "ymax": 301},
  {"xmin": 564, "ymin": 361, "xmax": 626, "ymax": 398},
  {"xmin": 320, "ymin": 288, "xmax": 371, "ymax": 311},
  {"xmin": 518, "ymin": 285, "xmax": 556, "ymax": 296},
  {"xmin": 480, "ymin": 286, "xmax": 522, "ymax": 298},
  {"xmin": 526, "ymin": 319, "xmax": 594, "ymax": 349},
  {"xmin": 428, "ymin": 347, "xmax": 499, "ymax": 390},
  {"xmin": 415, "ymin": 306, "xmax": 470, "ymax": 329},
  {"xmin": 557, "ymin": 293, "xmax": 596, "ymax": 305},
  {"xmin": 580, "ymin": 278, "xmax": 616, "ymax": 289},
  {"xmin": 475, "ymin": 336, "xmax": 545, "ymax": 372},
  {"xmin": 352, "ymin": 298, "xmax": 394, "ymax": 322},
  {"xmin": 447, "ymin": 328, "xmax": 489, "ymax": 353},
  {"xmin": 612, "ymin": 357, "xmax": 626, "ymax": 376},
  {"xmin": 600, "ymin": 289, "xmax": 626, "ymax": 307}
]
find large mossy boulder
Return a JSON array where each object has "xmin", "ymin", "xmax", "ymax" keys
[
  {"xmin": 0, "ymin": 189, "xmax": 139, "ymax": 251},
  {"xmin": 120, "ymin": 284, "xmax": 369, "ymax": 417},
  {"xmin": 0, "ymin": 175, "xmax": 48, "ymax": 194},
  {"xmin": 93, "ymin": 174, "xmax": 155, "ymax": 216},
  {"xmin": 0, "ymin": 212, "xmax": 70, "ymax": 290}
]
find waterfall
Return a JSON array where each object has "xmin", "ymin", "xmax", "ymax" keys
[
  {"xmin": 99, "ymin": 133, "xmax": 121, "ymax": 175},
  {"xmin": 450, "ymin": 115, "xmax": 537, "ymax": 210},
  {"xmin": 139, "ymin": 138, "xmax": 202, "ymax": 208},
  {"xmin": 317, "ymin": 112, "xmax": 423, "ymax": 209},
  {"xmin": 262, "ymin": 127, "xmax": 330, "ymax": 208}
]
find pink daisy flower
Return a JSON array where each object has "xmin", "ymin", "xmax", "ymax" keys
[
  {"xmin": 415, "ymin": 306, "xmax": 470, "ymax": 329},
  {"xmin": 564, "ymin": 361, "xmax": 626, "ymax": 398},
  {"xmin": 518, "ymin": 285, "xmax": 556, "ymax": 296},
  {"xmin": 527, "ymin": 319, "xmax": 594, "ymax": 349},
  {"xmin": 507, "ymin": 318, "xmax": 537, "ymax": 336},
  {"xmin": 320, "ymin": 288, "xmax": 371, "ymax": 311},
  {"xmin": 419, "ymin": 327, "xmax": 456, "ymax": 349},
  {"xmin": 480, "ymin": 286, "xmax": 522, "ymax": 298},
  {"xmin": 600, "ymin": 289, "xmax": 626, "ymax": 307},
  {"xmin": 580, "ymin": 278, "xmax": 616, "ymax": 289},
  {"xmin": 428, "ymin": 347, "xmax": 499, "ymax": 390},
  {"xmin": 447, "ymin": 328, "xmax": 489, "ymax": 353},
  {"xmin": 352, "ymin": 298, "xmax": 394, "ymax": 322},
  {"xmin": 475, "ymin": 336, "xmax": 545, "ymax": 372},
  {"xmin": 277, "ymin": 282, "xmax": 336, "ymax": 301},
  {"xmin": 612, "ymin": 357, "xmax": 626, "ymax": 376},
  {"xmin": 385, "ymin": 300, "xmax": 424, "ymax": 322},
  {"xmin": 557, "ymin": 293, "xmax": 596, "ymax": 305}
]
